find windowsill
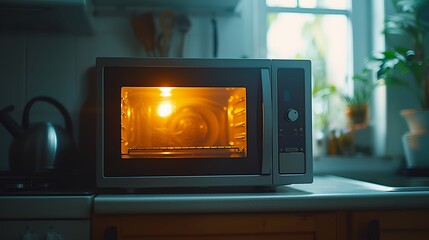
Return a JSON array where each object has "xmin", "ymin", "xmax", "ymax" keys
[{"xmin": 313, "ymin": 155, "xmax": 405, "ymax": 178}]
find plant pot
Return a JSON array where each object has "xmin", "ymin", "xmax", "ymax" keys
[
  {"xmin": 345, "ymin": 104, "xmax": 369, "ymax": 130},
  {"xmin": 401, "ymin": 109, "xmax": 429, "ymax": 169},
  {"xmin": 402, "ymin": 133, "xmax": 429, "ymax": 168},
  {"xmin": 400, "ymin": 109, "xmax": 429, "ymax": 134}
]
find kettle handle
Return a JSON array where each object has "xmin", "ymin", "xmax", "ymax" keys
[{"xmin": 22, "ymin": 96, "xmax": 73, "ymax": 136}]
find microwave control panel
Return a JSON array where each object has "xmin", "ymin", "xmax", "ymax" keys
[{"xmin": 276, "ymin": 68, "xmax": 306, "ymax": 174}]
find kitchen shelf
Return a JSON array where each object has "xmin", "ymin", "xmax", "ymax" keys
[
  {"xmin": 0, "ymin": 0, "xmax": 92, "ymax": 35},
  {"xmin": 92, "ymin": 0, "xmax": 241, "ymax": 17}
]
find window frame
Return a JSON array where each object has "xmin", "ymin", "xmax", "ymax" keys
[
  {"xmin": 255, "ymin": 0, "xmax": 372, "ymax": 82},
  {"xmin": 253, "ymin": 0, "xmax": 386, "ymax": 157}
]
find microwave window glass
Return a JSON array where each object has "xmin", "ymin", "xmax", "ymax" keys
[{"xmin": 121, "ymin": 87, "xmax": 247, "ymax": 159}]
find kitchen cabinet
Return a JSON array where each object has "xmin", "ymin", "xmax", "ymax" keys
[
  {"xmin": 350, "ymin": 209, "xmax": 429, "ymax": 240},
  {"xmin": 0, "ymin": 195, "xmax": 92, "ymax": 239},
  {"xmin": 0, "ymin": 0, "xmax": 92, "ymax": 34},
  {"xmin": 93, "ymin": 209, "xmax": 429, "ymax": 240},
  {"xmin": 92, "ymin": 0, "xmax": 241, "ymax": 17},
  {"xmin": 92, "ymin": 212, "xmax": 344, "ymax": 240}
]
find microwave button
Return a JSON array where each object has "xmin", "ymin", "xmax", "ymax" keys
[
  {"xmin": 285, "ymin": 108, "xmax": 299, "ymax": 122},
  {"xmin": 285, "ymin": 147, "xmax": 299, "ymax": 152},
  {"xmin": 279, "ymin": 152, "xmax": 305, "ymax": 174},
  {"xmin": 279, "ymin": 128, "xmax": 284, "ymax": 137}
]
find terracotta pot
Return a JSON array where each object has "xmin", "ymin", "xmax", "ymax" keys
[
  {"xmin": 345, "ymin": 104, "xmax": 369, "ymax": 130},
  {"xmin": 400, "ymin": 109, "xmax": 429, "ymax": 134}
]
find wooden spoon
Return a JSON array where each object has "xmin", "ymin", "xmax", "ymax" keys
[{"xmin": 158, "ymin": 11, "xmax": 176, "ymax": 57}]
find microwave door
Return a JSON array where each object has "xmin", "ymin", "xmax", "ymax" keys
[{"xmin": 102, "ymin": 65, "xmax": 265, "ymax": 179}]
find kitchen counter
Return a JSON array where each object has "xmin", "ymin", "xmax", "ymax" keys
[
  {"xmin": 2, "ymin": 176, "xmax": 428, "ymax": 239},
  {"xmin": 1, "ymin": 175, "xmax": 428, "ymax": 216},
  {"xmin": 94, "ymin": 175, "xmax": 429, "ymax": 214}
]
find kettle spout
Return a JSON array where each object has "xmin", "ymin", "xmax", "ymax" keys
[{"xmin": 0, "ymin": 105, "xmax": 24, "ymax": 138}]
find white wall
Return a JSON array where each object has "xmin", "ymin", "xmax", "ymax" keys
[{"xmin": 0, "ymin": 1, "xmax": 255, "ymax": 171}]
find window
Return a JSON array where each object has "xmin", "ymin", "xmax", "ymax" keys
[{"xmin": 256, "ymin": 0, "xmax": 373, "ymax": 156}]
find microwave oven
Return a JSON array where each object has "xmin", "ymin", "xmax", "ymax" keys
[{"xmin": 96, "ymin": 58, "xmax": 312, "ymax": 190}]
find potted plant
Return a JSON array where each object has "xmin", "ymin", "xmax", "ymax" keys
[
  {"xmin": 370, "ymin": 0, "xmax": 429, "ymax": 168},
  {"xmin": 341, "ymin": 72, "xmax": 377, "ymax": 130}
]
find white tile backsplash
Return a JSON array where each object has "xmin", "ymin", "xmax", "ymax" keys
[
  {"xmin": 26, "ymin": 35, "xmax": 79, "ymax": 130},
  {"xmin": 0, "ymin": 35, "xmax": 26, "ymax": 170}
]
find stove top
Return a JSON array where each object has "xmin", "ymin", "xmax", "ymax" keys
[{"xmin": 0, "ymin": 171, "xmax": 93, "ymax": 196}]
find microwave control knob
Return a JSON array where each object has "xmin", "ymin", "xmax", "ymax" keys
[{"xmin": 286, "ymin": 109, "xmax": 299, "ymax": 122}]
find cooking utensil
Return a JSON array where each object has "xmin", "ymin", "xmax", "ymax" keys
[
  {"xmin": 0, "ymin": 96, "xmax": 76, "ymax": 174},
  {"xmin": 158, "ymin": 10, "xmax": 176, "ymax": 57},
  {"xmin": 131, "ymin": 12, "xmax": 157, "ymax": 57},
  {"xmin": 177, "ymin": 15, "xmax": 191, "ymax": 57}
]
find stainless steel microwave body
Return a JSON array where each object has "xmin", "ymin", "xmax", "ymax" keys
[{"xmin": 96, "ymin": 58, "xmax": 312, "ymax": 189}]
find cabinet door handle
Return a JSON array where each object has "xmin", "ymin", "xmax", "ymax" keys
[
  {"xmin": 104, "ymin": 226, "xmax": 118, "ymax": 240},
  {"xmin": 367, "ymin": 220, "xmax": 380, "ymax": 240}
]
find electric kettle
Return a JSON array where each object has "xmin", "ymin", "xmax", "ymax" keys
[{"xmin": 0, "ymin": 96, "xmax": 76, "ymax": 174}]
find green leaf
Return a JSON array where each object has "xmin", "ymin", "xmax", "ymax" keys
[
  {"xmin": 313, "ymin": 85, "xmax": 336, "ymax": 99},
  {"xmin": 396, "ymin": 0, "xmax": 429, "ymax": 13}
]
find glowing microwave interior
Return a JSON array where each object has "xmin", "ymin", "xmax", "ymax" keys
[{"xmin": 121, "ymin": 87, "xmax": 247, "ymax": 159}]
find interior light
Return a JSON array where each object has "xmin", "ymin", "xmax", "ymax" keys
[
  {"xmin": 160, "ymin": 87, "xmax": 172, "ymax": 97},
  {"xmin": 157, "ymin": 102, "xmax": 173, "ymax": 117}
]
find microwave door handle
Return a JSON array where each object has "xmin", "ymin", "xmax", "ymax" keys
[{"xmin": 261, "ymin": 68, "xmax": 272, "ymax": 175}]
